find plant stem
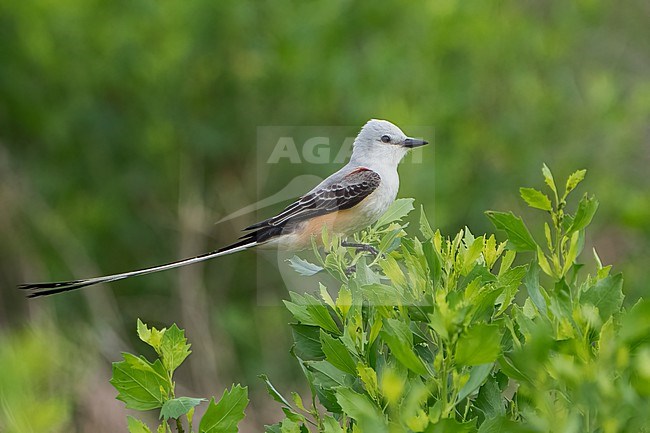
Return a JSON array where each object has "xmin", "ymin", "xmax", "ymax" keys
[{"xmin": 176, "ymin": 418, "xmax": 184, "ymax": 433}]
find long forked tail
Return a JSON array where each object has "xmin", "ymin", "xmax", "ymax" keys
[{"xmin": 18, "ymin": 240, "xmax": 257, "ymax": 298}]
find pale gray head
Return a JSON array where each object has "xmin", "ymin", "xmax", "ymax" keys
[{"xmin": 350, "ymin": 119, "xmax": 428, "ymax": 168}]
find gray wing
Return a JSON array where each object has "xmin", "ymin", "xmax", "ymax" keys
[{"xmin": 243, "ymin": 167, "xmax": 381, "ymax": 234}]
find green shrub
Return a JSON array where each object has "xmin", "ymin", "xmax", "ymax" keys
[{"xmin": 112, "ymin": 165, "xmax": 650, "ymax": 432}]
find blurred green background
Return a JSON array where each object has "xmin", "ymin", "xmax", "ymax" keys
[{"xmin": 1, "ymin": 0, "xmax": 649, "ymax": 431}]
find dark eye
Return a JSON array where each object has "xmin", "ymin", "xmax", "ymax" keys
[{"xmin": 380, "ymin": 135, "xmax": 391, "ymax": 143}]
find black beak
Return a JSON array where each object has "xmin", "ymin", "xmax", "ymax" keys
[{"xmin": 402, "ymin": 137, "xmax": 429, "ymax": 148}]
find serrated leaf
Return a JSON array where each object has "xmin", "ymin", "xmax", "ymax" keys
[
  {"xmin": 474, "ymin": 375, "xmax": 505, "ymax": 418},
  {"xmin": 335, "ymin": 286, "xmax": 352, "ymax": 318},
  {"xmin": 462, "ymin": 235, "xmax": 484, "ymax": 275},
  {"xmin": 564, "ymin": 169, "xmax": 586, "ymax": 197},
  {"xmin": 110, "ymin": 353, "xmax": 171, "ymax": 411},
  {"xmin": 291, "ymin": 324, "xmax": 325, "ymax": 360},
  {"xmin": 127, "ymin": 416, "xmax": 152, "ymax": 433},
  {"xmin": 357, "ymin": 363, "xmax": 379, "ymax": 400},
  {"xmin": 419, "ymin": 205, "xmax": 435, "ymax": 239},
  {"xmin": 284, "ymin": 294, "xmax": 340, "ymax": 334},
  {"xmin": 320, "ymin": 330, "xmax": 357, "ymax": 375},
  {"xmin": 485, "ymin": 211, "xmax": 537, "ymax": 252},
  {"xmin": 160, "ymin": 397, "xmax": 205, "ymax": 420},
  {"xmin": 305, "ymin": 360, "xmax": 354, "ymax": 389},
  {"xmin": 455, "ymin": 324, "xmax": 502, "ymax": 366},
  {"xmin": 581, "ymin": 273, "xmax": 624, "ymax": 321},
  {"xmin": 160, "ymin": 324, "xmax": 191, "ymax": 373},
  {"xmin": 335, "ymin": 388, "xmax": 386, "ymax": 432},
  {"xmin": 319, "ymin": 284, "xmax": 336, "ymax": 311},
  {"xmin": 199, "ymin": 385, "xmax": 248, "ymax": 433},
  {"xmin": 287, "ymin": 256, "xmax": 324, "ymax": 276},
  {"xmin": 137, "ymin": 319, "xmax": 165, "ymax": 354},
  {"xmin": 567, "ymin": 194, "xmax": 599, "ymax": 233},
  {"xmin": 375, "ymin": 198, "xmax": 415, "ymax": 227},
  {"xmin": 322, "ymin": 415, "xmax": 344, "ymax": 433},
  {"xmin": 380, "ymin": 319, "xmax": 428, "ymax": 376},
  {"xmin": 519, "ymin": 187, "xmax": 552, "ymax": 211}
]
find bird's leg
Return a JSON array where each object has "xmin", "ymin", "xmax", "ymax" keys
[
  {"xmin": 341, "ymin": 241, "xmax": 379, "ymax": 256},
  {"xmin": 344, "ymin": 264, "xmax": 357, "ymax": 277}
]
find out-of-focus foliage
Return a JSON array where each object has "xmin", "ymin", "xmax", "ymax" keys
[
  {"xmin": 0, "ymin": 0, "xmax": 648, "ymax": 431},
  {"xmin": 0, "ymin": 326, "xmax": 74, "ymax": 432}
]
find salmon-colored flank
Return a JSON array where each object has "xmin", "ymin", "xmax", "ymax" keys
[{"xmin": 290, "ymin": 208, "xmax": 358, "ymax": 248}]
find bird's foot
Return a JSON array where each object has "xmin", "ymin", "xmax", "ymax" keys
[
  {"xmin": 341, "ymin": 241, "xmax": 379, "ymax": 256},
  {"xmin": 344, "ymin": 264, "xmax": 357, "ymax": 277}
]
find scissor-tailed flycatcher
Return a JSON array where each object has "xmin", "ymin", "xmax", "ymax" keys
[{"xmin": 20, "ymin": 119, "xmax": 428, "ymax": 297}]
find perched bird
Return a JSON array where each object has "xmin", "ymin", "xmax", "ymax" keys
[{"xmin": 19, "ymin": 119, "xmax": 428, "ymax": 297}]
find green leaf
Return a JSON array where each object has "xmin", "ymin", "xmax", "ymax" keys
[
  {"xmin": 455, "ymin": 323, "xmax": 502, "ymax": 366},
  {"xmin": 265, "ymin": 423, "xmax": 282, "ymax": 433},
  {"xmin": 259, "ymin": 374, "xmax": 293, "ymax": 408},
  {"xmin": 287, "ymin": 256, "xmax": 324, "ymax": 276},
  {"xmin": 541, "ymin": 163, "xmax": 557, "ymax": 197},
  {"xmin": 423, "ymin": 240, "xmax": 442, "ymax": 286},
  {"xmin": 357, "ymin": 363, "xmax": 379, "ymax": 400},
  {"xmin": 519, "ymin": 187, "xmax": 552, "ymax": 211},
  {"xmin": 281, "ymin": 407, "xmax": 306, "ymax": 424},
  {"xmin": 428, "ymin": 418, "xmax": 476, "ymax": 433},
  {"xmin": 199, "ymin": 385, "xmax": 248, "ymax": 433},
  {"xmin": 462, "ymin": 235, "xmax": 484, "ymax": 275},
  {"xmin": 375, "ymin": 198, "xmax": 415, "ymax": 227},
  {"xmin": 478, "ymin": 416, "xmax": 535, "ymax": 433},
  {"xmin": 581, "ymin": 273, "xmax": 624, "ymax": 321},
  {"xmin": 567, "ymin": 194, "xmax": 599, "ymax": 233},
  {"xmin": 137, "ymin": 319, "xmax": 165, "ymax": 354},
  {"xmin": 291, "ymin": 392, "xmax": 306, "ymax": 411},
  {"xmin": 419, "ymin": 205, "xmax": 435, "ymax": 239},
  {"xmin": 322, "ymin": 415, "xmax": 344, "ymax": 433},
  {"xmin": 335, "ymin": 388, "xmax": 386, "ymax": 432},
  {"xmin": 524, "ymin": 260, "xmax": 547, "ymax": 316},
  {"xmin": 305, "ymin": 360, "xmax": 354, "ymax": 389},
  {"xmin": 127, "ymin": 416, "xmax": 152, "ymax": 433},
  {"xmin": 380, "ymin": 319, "xmax": 428, "ymax": 376},
  {"xmin": 474, "ymin": 375, "xmax": 505, "ymax": 418},
  {"xmin": 284, "ymin": 293, "xmax": 340, "ymax": 334},
  {"xmin": 457, "ymin": 363, "xmax": 492, "ymax": 402},
  {"xmin": 485, "ymin": 211, "xmax": 537, "ymax": 252},
  {"xmin": 320, "ymin": 330, "xmax": 357, "ymax": 375},
  {"xmin": 110, "ymin": 353, "xmax": 171, "ymax": 410},
  {"xmin": 562, "ymin": 231, "xmax": 581, "ymax": 275},
  {"xmin": 564, "ymin": 169, "xmax": 586, "ymax": 197},
  {"xmin": 160, "ymin": 324, "xmax": 191, "ymax": 373},
  {"xmin": 355, "ymin": 257, "xmax": 380, "ymax": 286},
  {"xmin": 620, "ymin": 299, "xmax": 650, "ymax": 345},
  {"xmin": 160, "ymin": 397, "xmax": 205, "ymax": 421},
  {"xmin": 291, "ymin": 324, "xmax": 325, "ymax": 360}
]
